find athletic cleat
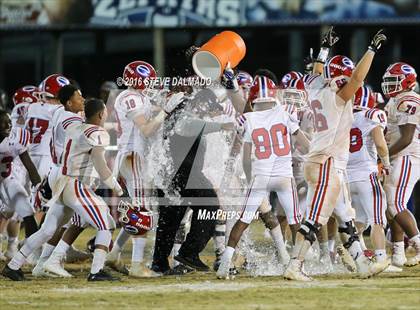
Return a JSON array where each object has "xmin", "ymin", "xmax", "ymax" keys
[
  {"xmin": 404, "ymin": 255, "xmax": 420, "ymax": 267},
  {"xmin": 2, "ymin": 265, "xmax": 26, "ymax": 281},
  {"xmin": 32, "ymin": 257, "xmax": 57, "ymax": 278},
  {"xmin": 391, "ymin": 252, "xmax": 407, "ymax": 267},
  {"xmin": 105, "ymin": 259, "xmax": 129, "ymax": 275},
  {"xmin": 65, "ymin": 246, "xmax": 92, "ymax": 263},
  {"xmin": 88, "ymin": 269, "xmax": 120, "ymax": 281},
  {"xmin": 174, "ymin": 255, "xmax": 210, "ymax": 272},
  {"xmin": 284, "ymin": 259, "xmax": 312, "ymax": 281},
  {"xmin": 43, "ymin": 256, "xmax": 73, "ymax": 278},
  {"xmin": 129, "ymin": 262, "xmax": 161, "ymax": 278},
  {"xmin": 216, "ymin": 259, "xmax": 231, "ymax": 280},
  {"xmin": 164, "ymin": 264, "xmax": 194, "ymax": 276},
  {"xmin": 356, "ymin": 255, "xmax": 389, "ymax": 278},
  {"xmin": 336, "ymin": 245, "xmax": 357, "ymax": 272},
  {"xmin": 384, "ymin": 264, "xmax": 403, "ymax": 273}
]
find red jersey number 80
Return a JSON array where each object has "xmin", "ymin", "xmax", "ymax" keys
[
  {"xmin": 251, "ymin": 124, "xmax": 291, "ymax": 160},
  {"xmin": 310, "ymin": 100, "xmax": 328, "ymax": 132}
]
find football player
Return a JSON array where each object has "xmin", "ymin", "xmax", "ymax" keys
[
  {"xmin": 2, "ymin": 98, "xmax": 123, "ymax": 281},
  {"xmin": 284, "ymin": 29, "xmax": 389, "ymax": 281},
  {"xmin": 217, "ymin": 76, "xmax": 310, "ymax": 279},
  {"xmin": 382, "ymin": 62, "xmax": 420, "ymax": 267},
  {"xmin": 107, "ymin": 60, "xmax": 182, "ymax": 277},
  {"xmin": 346, "ymin": 86, "xmax": 390, "ymax": 267}
]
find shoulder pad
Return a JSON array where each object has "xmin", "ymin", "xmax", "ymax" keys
[
  {"xmin": 62, "ymin": 115, "xmax": 84, "ymax": 130},
  {"xmin": 84, "ymin": 126, "xmax": 110, "ymax": 147},
  {"xmin": 365, "ymin": 108, "xmax": 387, "ymax": 126}
]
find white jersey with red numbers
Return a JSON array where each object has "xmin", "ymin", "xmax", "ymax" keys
[
  {"xmin": 11, "ymin": 103, "xmax": 31, "ymax": 128},
  {"xmin": 0, "ymin": 127, "xmax": 30, "ymax": 182},
  {"xmin": 243, "ymin": 104, "xmax": 300, "ymax": 177},
  {"xmin": 293, "ymin": 108, "xmax": 314, "ymax": 163},
  {"xmin": 305, "ymin": 75, "xmax": 354, "ymax": 170},
  {"xmin": 25, "ymin": 102, "xmax": 61, "ymax": 156},
  {"xmin": 347, "ymin": 109, "xmax": 387, "ymax": 182},
  {"xmin": 61, "ymin": 124, "xmax": 110, "ymax": 186},
  {"xmin": 50, "ymin": 107, "xmax": 84, "ymax": 166},
  {"xmin": 385, "ymin": 90, "xmax": 420, "ymax": 158},
  {"xmin": 114, "ymin": 89, "xmax": 152, "ymax": 155}
]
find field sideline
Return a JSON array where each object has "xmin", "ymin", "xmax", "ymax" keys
[{"xmin": 1, "ymin": 224, "xmax": 420, "ymax": 310}]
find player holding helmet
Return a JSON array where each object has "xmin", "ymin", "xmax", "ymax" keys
[{"xmin": 382, "ymin": 62, "xmax": 420, "ymax": 267}]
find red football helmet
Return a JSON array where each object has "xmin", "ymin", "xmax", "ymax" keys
[
  {"xmin": 282, "ymin": 78, "xmax": 308, "ymax": 110},
  {"xmin": 12, "ymin": 85, "xmax": 39, "ymax": 106},
  {"xmin": 39, "ymin": 74, "xmax": 70, "ymax": 98},
  {"xmin": 281, "ymin": 71, "xmax": 303, "ymax": 87},
  {"xmin": 353, "ymin": 86, "xmax": 376, "ymax": 110},
  {"xmin": 236, "ymin": 71, "xmax": 253, "ymax": 89},
  {"xmin": 248, "ymin": 75, "xmax": 278, "ymax": 105},
  {"xmin": 117, "ymin": 200, "xmax": 153, "ymax": 236},
  {"xmin": 123, "ymin": 60, "xmax": 157, "ymax": 91},
  {"xmin": 324, "ymin": 55, "xmax": 355, "ymax": 90},
  {"xmin": 381, "ymin": 62, "xmax": 417, "ymax": 97}
]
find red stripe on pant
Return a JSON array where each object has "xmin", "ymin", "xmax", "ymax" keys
[
  {"xmin": 309, "ymin": 162, "xmax": 324, "ymax": 220},
  {"xmin": 314, "ymin": 159, "xmax": 331, "ymax": 223},
  {"xmin": 400, "ymin": 158, "xmax": 412, "ymax": 212},
  {"xmin": 74, "ymin": 180, "xmax": 101, "ymax": 229},
  {"xmin": 81, "ymin": 185, "xmax": 107, "ymax": 230}
]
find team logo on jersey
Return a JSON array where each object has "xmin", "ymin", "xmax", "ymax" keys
[
  {"xmin": 342, "ymin": 57, "xmax": 354, "ymax": 69},
  {"xmin": 401, "ymin": 64, "xmax": 415, "ymax": 74},
  {"xmin": 56, "ymin": 76, "xmax": 70, "ymax": 86},
  {"xmin": 136, "ymin": 65, "xmax": 151, "ymax": 77}
]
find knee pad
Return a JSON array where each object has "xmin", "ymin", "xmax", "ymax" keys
[
  {"xmin": 95, "ymin": 230, "xmax": 112, "ymax": 248},
  {"xmin": 298, "ymin": 221, "xmax": 320, "ymax": 245},
  {"xmin": 338, "ymin": 221, "xmax": 359, "ymax": 249},
  {"xmin": 260, "ymin": 211, "xmax": 278, "ymax": 229}
]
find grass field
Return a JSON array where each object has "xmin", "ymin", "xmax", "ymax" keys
[{"xmin": 1, "ymin": 223, "xmax": 420, "ymax": 310}]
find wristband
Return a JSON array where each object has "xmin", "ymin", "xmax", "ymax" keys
[{"xmin": 316, "ymin": 47, "xmax": 330, "ymax": 63}]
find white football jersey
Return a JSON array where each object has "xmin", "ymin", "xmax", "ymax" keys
[
  {"xmin": 293, "ymin": 108, "xmax": 314, "ymax": 163},
  {"xmin": 61, "ymin": 124, "xmax": 110, "ymax": 186},
  {"xmin": 11, "ymin": 103, "xmax": 30, "ymax": 128},
  {"xmin": 243, "ymin": 104, "xmax": 300, "ymax": 177},
  {"xmin": 385, "ymin": 90, "xmax": 420, "ymax": 158},
  {"xmin": 347, "ymin": 109, "xmax": 387, "ymax": 182},
  {"xmin": 305, "ymin": 75, "xmax": 354, "ymax": 170},
  {"xmin": 25, "ymin": 102, "xmax": 61, "ymax": 156},
  {"xmin": 114, "ymin": 89, "xmax": 152, "ymax": 154},
  {"xmin": 0, "ymin": 127, "xmax": 30, "ymax": 182},
  {"xmin": 51, "ymin": 107, "xmax": 84, "ymax": 165}
]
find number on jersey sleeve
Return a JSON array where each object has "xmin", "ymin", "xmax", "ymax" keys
[
  {"xmin": 310, "ymin": 100, "xmax": 328, "ymax": 132},
  {"xmin": 252, "ymin": 124, "xmax": 291, "ymax": 159}
]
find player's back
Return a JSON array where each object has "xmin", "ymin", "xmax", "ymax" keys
[
  {"xmin": 385, "ymin": 90, "xmax": 420, "ymax": 158},
  {"xmin": 11, "ymin": 103, "xmax": 31, "ymax": 128},
  {"xmin": 306, "ymin": 76, "xmax": 354, "ymax": 169},
  {"xmin": 114, "ymin": 89, "xmax": 137, "ymax": 153},
  {"xmin": 244, "ymin": 104, "xmax": 299, "ymax": 177},
  {"xmin": 51, "ymin": 107, "xmax": 84, "ymax": 166},
  {"xmin": 0, "ymin": 127, "xmax": 30, "ymax": 181},
  {"xmin": 61, "ymin": 123, "xmax": 109, "ymax": 186},
  {"xmin": 26, "ymin": 102, "xmax": 61, "ymax": 156},
  {"xmin": 347, "ymin": 109, "xmax": 387, "ymax": 182}
]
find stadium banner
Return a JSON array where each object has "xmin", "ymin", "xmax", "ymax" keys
[{"xmin": 0, "ymin": 0, "xmax": 419, "ymax": 27}]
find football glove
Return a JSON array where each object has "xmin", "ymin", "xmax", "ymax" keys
[
  {"xmin": 163, "ymin": 92, "xmax": 185, "ymax": 114},
  {"xmin": 220, "ymin": 65, "xmax": 239, "ymax": 92},
  {"xmin": 368, "ymin": 29, "xmax": 387, "ymax": 53},
  {"xmin": 321, "ymin": 26, "xmax": 340, "ymax": 48}
]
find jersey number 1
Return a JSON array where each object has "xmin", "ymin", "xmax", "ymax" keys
[{"xmin": 252, "ymin": 124, "xmax": 290, "ymax": 160}]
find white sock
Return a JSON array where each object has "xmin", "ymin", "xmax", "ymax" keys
[
  {"xmin": 131, "ymin": 237, "xmax": 146, "ymax": 263},
  {"xmin": 393, "ymin": 241, "xmax": 405, "ymax": 254},
  {"xmin": 328, "ymin": 239, "xmax": 336, "ymax": 253},
  {"xmin": 91, "ymin": 248, "xmax": 107, "ymax": 274},
  {"xmin": 269, "ymin": 225, "xmax": 288, "ymax": 259},
  {"xmin": 8, "ymin": 251, "xmax": 26, "ymax": 270},
  {"xmin": 115, "ymin": 229, "xmax": 130, "ymax": 249},
  {"xmin": 54, "ymin": 240, "xmax": 70, "ymax": 258},
  {"xmin": 40, "ymin": 243, "xmax": 55, "ymax": 260},
  {"xmin": 7, "ymin": 236, "xmax": 17, "ymax": 245},
  {"xmin": 221, "ymin": 246, "xmax": 235, "ymax": 265},
  {"xmin": 348, "ymin": 241, "xmax": 363, "ymax": 260},
  {"xmin": 409, "ymin": 234, "xmax": 420, "ymax": 252},
  {"xmin": 375, "ymin": 249, "xmax": 387, "ymax": 262},
  {"xmin": 319, "ymin": 241, "xmax": 329, "ymax": 257},
  {"xmin": 172, "ymin": 243, "xmax": 182, "ymax": 267}
]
